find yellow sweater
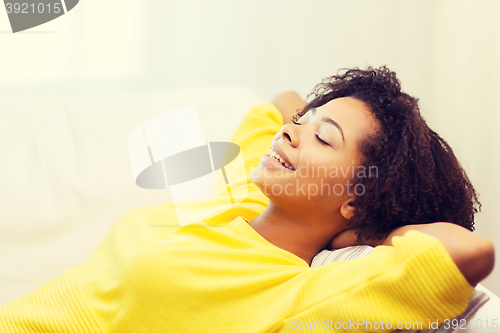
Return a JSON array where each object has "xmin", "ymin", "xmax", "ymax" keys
[{"xmin": 0, "ymin": 102, "xmax": 475, "ymax": 333}]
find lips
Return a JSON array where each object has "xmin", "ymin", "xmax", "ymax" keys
[
  {"xmin": 268, "ymin": 145, "xmax": 295, "ymax": 171},
  {"xmin": 271, "ymin": 144, "xmax": 293, "ymax": 166}
]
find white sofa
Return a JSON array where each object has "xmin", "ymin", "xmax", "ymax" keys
[{"xmin": 0, "ymin": 86, "xmax": 498, "ymax": 329}]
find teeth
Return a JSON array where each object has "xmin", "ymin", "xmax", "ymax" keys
[
  {"xmin": 268, "ymin": 147, "xmax": 294, "ymax": 170},
  {"xmin": 269, "ymin": 149, "xmax": 281, "ymax": 160}
]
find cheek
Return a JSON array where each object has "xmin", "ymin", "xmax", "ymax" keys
[
  {"xmin": 297, "ymin": 155, "xmax": 357, "ymax": 181},
  {"xmin": 295, "ymin": 157, "xmax": 361, "ymax": 197},
  {"xmin": 250, "ymin": 164, "xmax": 293, "ymax": 189}
]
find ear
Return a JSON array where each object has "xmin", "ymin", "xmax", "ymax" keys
[{"xmin": 340, "ymin": 198, "xmax": 355, "ymax": 220}]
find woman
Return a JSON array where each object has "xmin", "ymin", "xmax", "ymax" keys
[{"xmin": 0, "ymin": 66, "xmax": 494, "ymax": 332}]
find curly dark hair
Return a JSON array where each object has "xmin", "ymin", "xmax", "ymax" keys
[{"xmin": 293, "ymin": 65, "xmax": 481, "ymax": 242}]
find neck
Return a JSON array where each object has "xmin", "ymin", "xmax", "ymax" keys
[{"xmin": 248, "ymin": 202, "xmax": 347, "ymax": 265}]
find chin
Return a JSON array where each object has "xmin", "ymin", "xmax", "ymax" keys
[
  {"xmin": 250, "ymin": 167, "xmax": 272, "ymax": 195},
  {"xmin": 250, "ymin": 167, "xmax": 261, "ymax": 185}
]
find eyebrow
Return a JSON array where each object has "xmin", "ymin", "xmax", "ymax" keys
[{"xmin": 310, "ymin": 108, "xmax": 345, "ymax": 146}]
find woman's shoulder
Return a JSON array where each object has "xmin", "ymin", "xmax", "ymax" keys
[{"xmin": 111, "ymin": 198, "xmax": 266, "ymax": 239}]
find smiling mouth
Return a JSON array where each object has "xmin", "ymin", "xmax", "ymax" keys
[{"xmin": 267, "ymin": 148, "xmax": 295, "ymax": 171}]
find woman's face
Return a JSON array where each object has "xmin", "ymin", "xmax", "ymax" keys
[{"xmin": 251, "ymin": 97, "xmax": 379, "ymax": 217}]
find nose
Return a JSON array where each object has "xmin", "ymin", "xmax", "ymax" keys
[{"xmin": 278, "ymin": 123, "xmax": 298, "ymax": 147}]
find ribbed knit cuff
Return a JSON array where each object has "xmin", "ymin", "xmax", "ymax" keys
[
  {"xmin": 0, "ymin": 267, "xmax": 102, "ymax": 333},
  {"xmin": 391, "ymin": 230, "xmax": 476, "ymax": 319}
]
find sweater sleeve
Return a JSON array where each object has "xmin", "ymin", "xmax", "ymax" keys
[
  {"xmin": 212, "ymin": 101, "xmax": 284, "ymax": 219},
  {"xmin": 281, "ymin": 230, "xmax": 476, "ymax": 332}
]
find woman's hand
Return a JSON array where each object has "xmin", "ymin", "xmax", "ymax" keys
[
  {"xmin": 328, "ymin": 228, "xmax": 385, "ymax": 249},
  {"xmin": 271, "ymin": 91, "xmax": 307, "ymax": 125}
]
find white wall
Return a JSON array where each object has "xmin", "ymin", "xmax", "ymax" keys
[{"xmin": 1, "ymin": 0, "xmax": 499, "ymax": 294}]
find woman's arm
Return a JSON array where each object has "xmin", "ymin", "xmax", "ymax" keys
[
  {"xmin": 384, "ymin": 223, "xmax": 494, "ymax": 287},
  {"xmin": 330, "ymin": 222, "xmax": 495, "ymax": 287},
  {"xmin": 271, "ymin": 91, "xmax": 307, "ymax": 125}
]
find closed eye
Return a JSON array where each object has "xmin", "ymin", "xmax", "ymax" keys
[
  {"xmin": 315, "ymin": 134, "xmax": 330, "ymax": 146},
  {"xmin": 293, "ymin": 121, "xmax": 330, "ymax": 146}
]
